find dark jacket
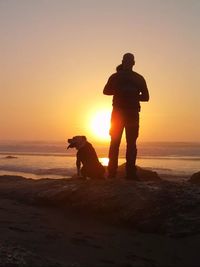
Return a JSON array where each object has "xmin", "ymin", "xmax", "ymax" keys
[{"xmin": 103, "ymin": 70, "xmax": 149, "ymax": 110}]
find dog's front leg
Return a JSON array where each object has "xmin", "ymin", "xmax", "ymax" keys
[{"xmin": 76, "ymin": 157, "xmax": 81, "ymax": 177}]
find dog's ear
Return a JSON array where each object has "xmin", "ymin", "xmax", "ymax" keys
[{"xmin": 82, "ymin": 136, "xmax": 87, "ymax": 141}]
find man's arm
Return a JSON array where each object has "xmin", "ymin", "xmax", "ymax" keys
[
  {"xmin": 103, "ymin": 74, "xmax": 116, "ymax": 95},
  {"xmin": 139, "ymin": 78, "xmax": 149, "ymax": 102}
]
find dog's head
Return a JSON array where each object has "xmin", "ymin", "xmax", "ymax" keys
[{"xmin": 67, "ymin": 136, "xmax": 87, "ymax": 149}]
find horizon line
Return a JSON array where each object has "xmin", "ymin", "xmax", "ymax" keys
[{"xmin": 0, "ymin": 140, "xmax": 200, "ymax": 145}]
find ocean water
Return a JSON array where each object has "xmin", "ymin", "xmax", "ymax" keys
[{"xmin": 0, "ymin": 142, "xmax": 199, "ymax": 179}]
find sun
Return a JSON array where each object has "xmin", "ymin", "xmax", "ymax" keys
[{"xmin": 90, "ymin": 110, "xmax": 111, "ymax": 141}]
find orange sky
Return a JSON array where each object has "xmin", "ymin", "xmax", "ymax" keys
[{"xmin": 0, "ymin": 0, "xmax": 200, "ymax": 144}]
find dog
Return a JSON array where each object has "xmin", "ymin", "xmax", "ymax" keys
[{"xmin": 67, "ymin": 136, "xmax": 105, "ymax": 179}]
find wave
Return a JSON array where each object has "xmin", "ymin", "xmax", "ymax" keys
[
  {"xmin": 0, "ymin": 165, "xmax": 76, "ymax": 177},
  {"xmin": 138, "ymin": 156, "xmax": 200, "ymax": 161},
  {"xmin": 1, "ymin": 154, "xmax": 200, "ymax": 163},
  {"xmin": 0, "ymin": 153, "xmax": 199, "ymax": 178},
  {"xmin": 1, "ymin": 141, "xmax": 200, "ymax": 157},
  {"xmin": 0, "ymin": 164, "xmax": 189, "ymax": 178},
  {"xmin": 0, "ymin": 152, "xmax": 75, "ymax": 158}
]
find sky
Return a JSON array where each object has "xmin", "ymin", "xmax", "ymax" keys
[{"xmin": 0, "ymin": 0, "xmax": 200, "ymax": 144}]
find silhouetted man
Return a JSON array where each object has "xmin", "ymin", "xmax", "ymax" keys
[{"xmin": 103, "ymin": 53, "xmax": 149, "ymax": 179}]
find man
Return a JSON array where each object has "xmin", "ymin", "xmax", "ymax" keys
[{"xmin": 103, "ymin": 53, "xmax": 149, "ymax": 180}]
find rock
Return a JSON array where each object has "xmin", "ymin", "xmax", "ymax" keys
[
  {"xmin": 0, "ymin": 243, "xmax": 62, "ymax": 267},
  {"xmin": 4, "ymin": 155, "xmax": 18, "ymax": 159},
  {"xmin": 118, "ymin": 164, "xmax": 161, "ymax": 181},
  {"xmin": 137, "ymin": 166, "xmax": 161, "ymax": 181},
  {"xmin": 1, "ymin": 175, "xmax": 200, "ymax": 237},
  {"xmin": 189, "ymin": 171, "xmax": 200, "ymax": 185}
]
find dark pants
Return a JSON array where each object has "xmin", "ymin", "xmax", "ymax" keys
[{"xmin": 108, "ymin": 108, "xmax": 139, "ymax": 178}]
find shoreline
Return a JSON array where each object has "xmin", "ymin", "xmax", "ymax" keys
[
  {"xmin": 1, "ymin": 152, "xmax": 199, "ymax": 180},
  {"xmin": 0, "ymin": 164, "xmax": 194, "ymax": 181},
  {"xmin": 0, "ymin": 172, "xmax": 191, "ymax": 185},
  {"xmin": 0, "ymin": 169, "xmax": 192, "ymax": 185}
]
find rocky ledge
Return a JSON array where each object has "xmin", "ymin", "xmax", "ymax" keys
[
  {"xmin": 189, "ymin": 171, "xmax": 200, "ymax": 185},
  {"xmin": 0, "ymin": 168, "xmax": 200, "ymax": 238}
]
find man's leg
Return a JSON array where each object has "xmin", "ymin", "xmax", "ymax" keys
[
  {"xmin": 108, "ymin": 109, "xmax": 124, "ymax": 178},
  {"xmin": 125, "ymin": 111, "xmax": 139, "ymax": 179}
]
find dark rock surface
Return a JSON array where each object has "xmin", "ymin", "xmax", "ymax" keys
[
  {"xmin": 2, "ymin": 155, "xmax": 18, "ymax": 159},
  {"xmin": 1, "ymin": 171, "xmax": 200, "ymax": 239},
  {"xmin": 118, "ymin": 164, "xmax": 161, "ymax": 181},
  {"xmin": 0, "ymin": 242, "xmax": 61, "ymax": 267},
  {"xmin": 189, "ymin": 171, "xmax": 200, "ymax": 185}
]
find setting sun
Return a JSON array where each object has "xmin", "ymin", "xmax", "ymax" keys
[{"xmin": 90, "ymin": 110, "xmax": 111, "ymax": 141}]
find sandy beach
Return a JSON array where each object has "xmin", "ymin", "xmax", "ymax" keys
[{"xmin": 0, "ymin": 172, "xmax": 200, "ymax": 267}]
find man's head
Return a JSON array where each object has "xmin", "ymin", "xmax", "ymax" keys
[{"xmin": 122, "ymin": 53, "xmax": 135, "ymax": 70}]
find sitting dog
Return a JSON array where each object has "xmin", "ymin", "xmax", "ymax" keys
[{"xmin": 67, "ymin": 136, "xmax": 105, "ymax": 179}]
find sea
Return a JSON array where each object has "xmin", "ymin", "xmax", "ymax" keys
[{"xmin": 0, "ymin": 141, "xmax": 199, "ymax": 180}]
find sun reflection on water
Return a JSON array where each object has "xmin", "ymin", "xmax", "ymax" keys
[{"xmin": 99, "ymin": 157, "xmax": 109, "ymax": 166}]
